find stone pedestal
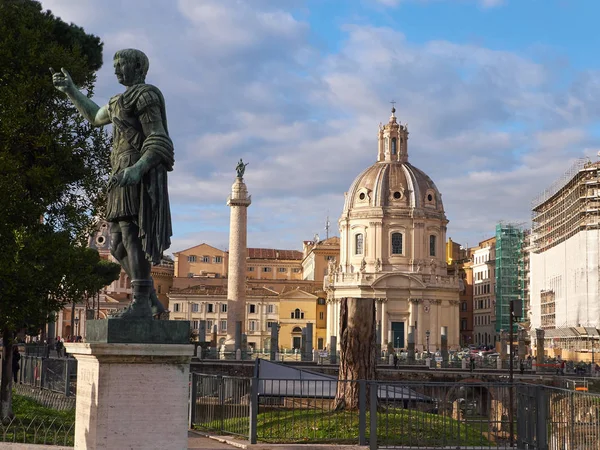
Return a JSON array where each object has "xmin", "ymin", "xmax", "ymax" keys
[
  {"xmin": 440, "ymin": 326, "xmax": 448, "ymax": 367},
  {"xmin": 535, "ymin": 328, "xmax": 545, "ymax": 361},
  {"xmin": 65, "ymin": 333, "xmax": 194, "ymax": 449},
  {"xmin": 407, "ymin": 326, "xmax": 416, "ymax": 364}
]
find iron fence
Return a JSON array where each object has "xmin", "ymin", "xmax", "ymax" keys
[
  {"xmin": 18, "ymin": 356, "xmax": 76, "ymax": 397},
  {"xmin": 0, "ymin": 415, "xmax": 74, "ymax": 446},
  {"xmin": 190, "ymin": 372, "xmax": 600, "ymax": 449},
  {"xmin": 190, "ymin": 374, "xmax": 251, "ymax": 439}
]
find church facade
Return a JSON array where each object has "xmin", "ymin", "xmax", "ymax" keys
[{"xmin": 325, "ymin": 108, "xmax": 460, "ymax": 352}]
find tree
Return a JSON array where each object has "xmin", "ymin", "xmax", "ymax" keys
[
  {"xmin": 0, "ymin": 0, "xmax": 108, "ymax": 418},
  {"xmin": 334, "ymin": 297, "xmax": 377, "ymax": 410}
]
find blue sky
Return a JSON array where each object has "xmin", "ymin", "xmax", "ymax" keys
[{"xmin": 40, "ymin": 0, "xmax": 600, "ymax": 253}]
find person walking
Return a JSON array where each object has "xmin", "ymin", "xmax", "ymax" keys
[
  {"xmin": 55, "ymin": 337, "xmax": 64, "ymax": 358},
  {"xmin": 12, "ymin": 345, "xmax": 21, "ymax": 384}
]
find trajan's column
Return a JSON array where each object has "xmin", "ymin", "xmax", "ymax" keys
[{"xmin": 226, "ymin": 159, "xmax": 251, "ymax": 350}]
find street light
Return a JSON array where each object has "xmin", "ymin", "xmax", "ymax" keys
[
  {"xmin": 425, "ymin": 330, "xmax": 431, "ymax": 357},
  {"xmin": 74, "ymin": 317, "xmax": 80, "ymax": 337},
  {"xmin": 396, "ymin": 336, "xmax": 400, "ymax": 350}
]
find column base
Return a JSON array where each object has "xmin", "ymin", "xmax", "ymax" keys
[{"xmin": 64, "ymin": 343, "xmax": 194, "ymax": 450}]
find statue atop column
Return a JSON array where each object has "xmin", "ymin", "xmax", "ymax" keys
[
  {"xmin": 51, "ymin": 48, "xmax": 174, "ymax": 319},
  {"xmin": 236, "ymin": 158, "xmax": 249, "ymax": 179}
]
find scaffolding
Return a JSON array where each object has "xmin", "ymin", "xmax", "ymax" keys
[
  {"xmin": 531, "ymin": 158, "xmax": 600, "ymax": 253},
  {"xmin": 495, "ymin": 222, "xmax": 525, "ymax": 333}
]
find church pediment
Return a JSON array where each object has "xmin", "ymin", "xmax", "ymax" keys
[{"xmin": 371, "ymin": 272, "xmax": 426, "ymax": 289}]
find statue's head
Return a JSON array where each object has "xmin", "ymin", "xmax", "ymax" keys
[{"xmin": 113, "ymin": 49, "xmax": 149, "ymax": 86}]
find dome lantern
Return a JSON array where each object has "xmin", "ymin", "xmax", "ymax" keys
[{"xmin": 377, "ymin": 104, "xmax": 409, "ymax": 163}]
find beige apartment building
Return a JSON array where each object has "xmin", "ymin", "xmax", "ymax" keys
[
  {"xmin": 302, "ymin": 236, "xmax": 340, "ymax": 283},
  {"xmin": 173, "ymin": 243, "xmax": 228, "ymax": 279},
  {"xmin": 471, "ymin": 237, "xmax": 496, "ymax": 346},
  {"xmin": 246, "ymin": 248, "xmax": 303, "ymax": 281},
  {"xmin": 168, "ymin": 285, "xmax": 280, "ymax": 349},
  {"xmin": 168, "ymin": 283, "xmax": 328, "ymax": 351}
]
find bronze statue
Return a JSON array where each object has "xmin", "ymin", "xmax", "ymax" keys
[
  {"xmin": 236, "ymin": 158, "xmax": 249, "ymax": 178},
  {"xmin": 51, "ymin": 49, "xmax": 173, "ymax": 319}
]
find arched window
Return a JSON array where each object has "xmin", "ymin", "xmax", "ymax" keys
[
  {"xmin": 391, "ymin": 233, "xmax": 403, "ymax": 255},
  {"xmin": 292, "ymin": 327, "xmax": 302, "ymax": 333},
  {"xmin": 429, "ymin": 235, "xmax": 437, "ymax": 256},
  {"xmin": 391, "ymin": 137, "xmax": 397, "ymax": 155},
  {"xmin": 355, "ymin": 234, "xmax": 364, "ymax": 255}
]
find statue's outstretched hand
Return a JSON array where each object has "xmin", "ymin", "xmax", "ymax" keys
[{"xmin": 50, "ymin": 67, "xmax": 75, "ymax": 94}]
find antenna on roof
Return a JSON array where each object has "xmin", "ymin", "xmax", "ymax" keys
[{"xmin": 325, "ymin": 213, "xmax": 330, "ymax": 240}]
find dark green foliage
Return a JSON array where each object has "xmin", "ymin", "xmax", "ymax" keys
[{"xmin": 0, "ymin": 0, "xmax": 113, "ymax": 417}]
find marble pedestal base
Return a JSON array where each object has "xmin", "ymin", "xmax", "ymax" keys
[{"xmin": 64, "ymin": 343, "xmax": 194, "ymax": 450}]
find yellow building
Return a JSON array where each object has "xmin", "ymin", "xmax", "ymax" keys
[
  {"xmin": 278, "ymin": 287, "xmax": 328, "ymax": 351},
  {"xmin": 302, "ymin": 236, "xmax": 340, "ymax": 282},
  {"xmin": 173, "ymin": 243, "xmax": 228, "ymax": 279},
  {"xmin": 246, "ymin": 248, "xmax": 303, "ymax": 280}
]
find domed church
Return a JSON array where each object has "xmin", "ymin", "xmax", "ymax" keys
[{"xmin": 325, "ymin": 107, "xmax": 460, "ymax": 352}]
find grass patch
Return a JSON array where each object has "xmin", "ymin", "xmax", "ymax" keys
[
  {"xmin": 194, "ymin": 407, "xmax": 493, "ymax": 446},
  {"xmin": 0, "ymin": 392, "xmax": 75, "ymax": 446}
]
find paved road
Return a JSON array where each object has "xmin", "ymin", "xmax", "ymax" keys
[{"xmin": 188, "ymin": 432, "xmax": 240, "ymax": 449}]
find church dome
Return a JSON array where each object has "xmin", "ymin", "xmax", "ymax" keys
[
  {"xmin": 342, "ymin": 107, "xmax": 444, "ymax": 216},
  {"xmin": 343, "ymin": 161, "xmax": 443, "ymax": 213}
]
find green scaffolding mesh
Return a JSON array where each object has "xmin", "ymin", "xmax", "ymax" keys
[{"xmin": 495, "ymin": 223, "xmax": 524, "ymax": 333}]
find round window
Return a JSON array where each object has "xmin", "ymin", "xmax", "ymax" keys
[
  {"xmin": 96, "ymin": 236, "xmax": 106, "ymax": 245},
  {"xmin": 427, "ymin": 194, "xmax": 433, "ymax": 202},
  {"xmin": 393, "ymin": 191, "xmax": 401, "ymax": 199},
  {"xmin": 359, "ymin": 192, "xmax": 366, "ymax": 200}
]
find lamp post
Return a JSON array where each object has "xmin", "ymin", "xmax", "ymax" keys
[
  {"xmin": 396, "ymin": 336, "xmax": 400, "ymax": 350},
  {"xmin": 425, "ymin": 330, "xmax": 431, "ymax": 357},
  {"xmin": 74, "ymin": 316, "xmax": 80, "ymax": 338}
]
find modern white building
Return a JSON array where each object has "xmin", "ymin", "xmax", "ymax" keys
[
  {"xmin": 326, "ymin": 107, "xmax": 460, "ymax": 352},
  {"xmin": 530, "ymin": 159, "xmax": 600, "ymax": 350}
]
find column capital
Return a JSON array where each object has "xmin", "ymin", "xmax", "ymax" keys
[{"xmin": 409, "ymin": 298, "xmax": 421, "ymax": 304}]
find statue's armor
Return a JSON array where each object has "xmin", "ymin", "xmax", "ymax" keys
[{"xmin": 105, "ymin": 86, "xmax": 163, "ymax": 222}]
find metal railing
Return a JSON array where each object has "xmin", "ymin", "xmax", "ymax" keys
[
  {"xmin": 18, "ymin": 356, "xmax": 76, "ymax": 397},
  {"xmin": 190, "ymin": 373, "xmax": 600, "ymax": 449},
  {"xmin": 190, "ymin": 375, "xmax": 251, "ymax": 439},
  {"xmin": 0, "ymin": 415, "xmax": 74, "ymax": 446}
]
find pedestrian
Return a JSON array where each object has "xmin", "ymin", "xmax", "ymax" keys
[
  {"xmin": 469, "ymin": 357, "xmax": 475, "ymax": 373},
  {"xmin": 12, "ymin": 345, "xmax": 21, "ymax": 384},
  {"xmin": 520, "ymin": 360, "xmax": 525, "ymax": 375},
  {"xmin": 560, "ymin": 360, "xmax": 566, "ymax": 376},
  {"xmin": 393, "ymin": 352, "xmax": 398, "ymax": 369},
  {"xmin": 55, "ymin": 338, "xmax": 64, "ymax": 358}
]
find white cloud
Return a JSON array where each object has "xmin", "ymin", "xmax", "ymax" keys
[
  {"xmin": 37, "ymin": 0, "xmax": 600, "ymax": 252},
  {"xmin": 372, "ymin": 0, "xmax": 505, "ymax": 8}
]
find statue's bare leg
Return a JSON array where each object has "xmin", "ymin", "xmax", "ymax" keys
[
  {"xmin": 110, "ymin": 220, "xmax": 152, "ymax": 318},
  {"xmin": 110, "ymin": 223, "xmax": 165, "ymax": 317}
]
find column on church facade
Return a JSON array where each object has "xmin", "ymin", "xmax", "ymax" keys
[
  {"xmin": 430, "ymin": 300, "xmax": 439, "ymax": 352},
  {"xmin": 376, "ymin": 298, "xmax": 383, "ymax": 346},
  {"xmin": 326, "ymin": 300, "xmax": 333, "ymax": 341},
  {"xmin": 380, "ymin": 299, "xmax": 388, "ymax": 346}
]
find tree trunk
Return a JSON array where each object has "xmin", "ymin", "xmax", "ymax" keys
[
  {"xmin": 335, "ymin": 297, "xmax": 377, "ymax": 410},
  {"xmin": 0, "ymin": 328, "xmax": 14, "ymax": 420}
]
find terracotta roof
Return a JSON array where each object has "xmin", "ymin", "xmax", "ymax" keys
[
  {"xmin": 247, "ymin": 248, "xmax": 303, "ymax": 260},
  {"xmin": 170, "ymin": 285, "xmax": 279, "ymax": 297}
]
